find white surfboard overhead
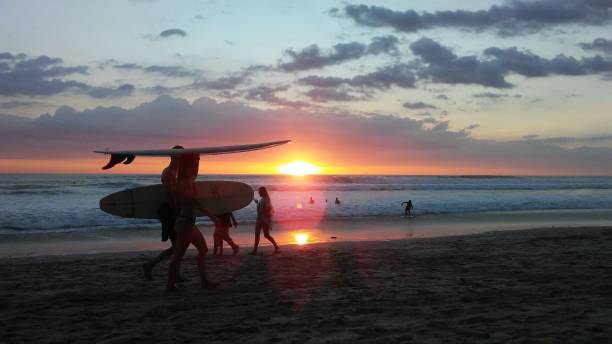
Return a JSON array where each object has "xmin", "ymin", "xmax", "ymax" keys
[{"xmin": 94, "ymin": 140, "xmax": 291, "ymax": 170}]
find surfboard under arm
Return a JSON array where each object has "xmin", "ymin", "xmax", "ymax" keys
[{"xmin": 94, "ymin": 140, "xmax": 291, "ymax": 170}]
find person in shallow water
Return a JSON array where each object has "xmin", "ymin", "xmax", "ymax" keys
[
  {"xmin": 213, "ymin": 212, "xmax": 239, "ymax": 256},
  {"xmin": 167, "ymin": 153, "xmax": 220, "ymax": 291},
  {"xmin": 142, "ymin": 146, "xmax": 189, "ymax": 282},
  {"xmin": 402, "ymin": 200, "xmax": 414, "ymax": 217},
  {"xmin": 250, "ymin": 186, "xmax": 279, "ymax": 255}
]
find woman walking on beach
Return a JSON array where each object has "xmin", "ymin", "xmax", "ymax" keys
[
  {"xmin": 250, "ymin": 186, "xmax": 279, "ymax": 255},
  {"xmin": 167, "ymin": 153, "xmax": 219, "ymax": 291}
]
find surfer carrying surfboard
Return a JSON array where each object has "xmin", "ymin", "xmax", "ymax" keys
[
  {"xmin": 167, "ymin": 153, "xmax": 220, "ymax": 291},
  {"xmin": 250, "ymin": 186, "xmax": 279, "ymax": 255},
  {"xmin": 142, "ymin": 146, "xmax": 190, "ymax": 282}
]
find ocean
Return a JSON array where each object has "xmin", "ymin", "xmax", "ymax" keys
[{"xmin": 2, "ymin": 174, "xmax": 612, "ymax": 233}]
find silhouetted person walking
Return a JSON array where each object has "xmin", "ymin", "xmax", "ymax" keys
[
  {"xmin": 402, "ymin": 200, "xmax": 414, "ymax": 217},
  {"xmin": 143, "ymin": 146, "xmax": 189, "ymax": 282},
  {"xmin": 250, "ymin": 186, "xmax": 279, "ymax": 255},
  {"xmin": 213, "ymin": 212, "xmax": 239, "ymax": 256},
  {"xmin": 167, "ymin": 153, "xmax": 220, "ymax": 292}
]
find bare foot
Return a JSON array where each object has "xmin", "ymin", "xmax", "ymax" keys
[
  {"xmin": 248, "ymin": 251, "xmax": 257, "ymax": 255},
  {"xmin": 142, "ymin": 263, "xmax": 153, "ymax": 281}
]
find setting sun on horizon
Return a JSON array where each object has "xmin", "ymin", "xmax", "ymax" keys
[{"xmin": 276, "ymin": 160, "xmax": 322, "ymax": 176}]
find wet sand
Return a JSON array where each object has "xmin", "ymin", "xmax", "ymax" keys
[{"xmin": 1, "ymin": 225, "xmax": 611, "ymax": 343}]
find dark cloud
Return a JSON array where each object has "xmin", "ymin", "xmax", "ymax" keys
[
  {"xmin": 2, "ymin": 95, "xmax": 611, "ymax": 174},
  {"xmin": 144, "ymin": 65, "xmax": 201, "ymax": 78},
  {"xmin": 245, "ymin": 85, "xmax": 310, "ymax": 108},
  {"xmin": 87, "ymin": 84, "xmax": 135, "ymax": 98},
  {"xmin": 340, "ymin": 1, "xmax": 612, "ymax": 37},
  {"xmin": 403, "ymin": 101, "xmax": 437, "ymax": 109},
  {"xmin": 279, "ymin": 35, "xmax": 399, "ymax": 72},
  {"xmin": 159, "ymin": 28, "xmax": 187, "ymax": 38},
  {"xmin": 516, "ymin": 134, "xmax": 612, "ymax": 145},
  {"xmin": 473, "ymin": 92, "xmax": 508, "ymax": 99},
  {"xmin": 0, "ymin": 53, "xmax": 16, "ymax": 60},
  {"xmin": 410, "ymin": 38, "xmax": 511, "ymax": 88},
  {"xmin": 579, "ymin": 37, "xmax": 612, "ymax": 54},
  {"xmin": 192, "ymin": 73, "xmax": 250, "ymax": 90},
  {"xmin": 111, "ymin": 62, "xmax": 202, "ymax": 78},
  {"xmin": 300, "ymin": 64, "xmax": 417, "ymax": 91},
  {"xmin": 304, "ymin": 87, "xmax": 360, "ymax": 102},
  {"xmin": 0, "ymin": 100, "xmax": 48, "ymax": 109},
  {"xmin": 0, "ymin": 52, "xmax": 89, "ymax": 96},
  {"xmin": 0, "ymin": 52, "xmax": 136, "ymax": 98},
  {"xmin": 114, "ymin": 63, "xmax": 142, "ymax": 70},
  {"xmin": 410, "ymin": 37, "xmax": 612, "ymax": 88}
]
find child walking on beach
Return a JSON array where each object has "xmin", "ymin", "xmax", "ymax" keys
[
  {"xmin": 250, "ymin": 186, "xmax": 279, "ymax": 255},
  {"xmin": 213, "ymin": 212, "xmax": 239, "ymax": 256}
]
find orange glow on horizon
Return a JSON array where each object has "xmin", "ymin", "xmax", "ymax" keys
[{"xmin": 0, "ymin": 158, "xmax": 601, "ymax": 176}]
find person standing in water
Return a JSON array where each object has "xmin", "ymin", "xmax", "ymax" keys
[
  {"xmin": 402, "ymin": 200, "xmax": 414, "ymax": 217},
  {"xmin": 167, "ymin": 153, "xmax": 220, "ymax": 291},
  {"xmin": 213, "ymin": 212, "xmax": 239, "ymax": 256},
  {"xmin": 250, "ymin": 186, "xmax": 279, "ymax": 255},
  {"xmin": 143, "ymin": 146, "xmax": 188, "ymax": 281}
]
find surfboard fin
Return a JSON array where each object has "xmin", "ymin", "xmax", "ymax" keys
[
  {"xmin": 123, "ymin": 155, "xmax": 136, "ymax": 165},
  {"xmin": 102, "ymin": 154, "xmax": 129, "ymax": 170}
]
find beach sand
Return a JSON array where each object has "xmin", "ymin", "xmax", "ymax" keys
[{"xmin": 2, "ymin": 225, "xmax": 612, "ymax": 343}]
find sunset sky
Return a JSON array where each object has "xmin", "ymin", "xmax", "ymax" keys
[{"xmin": 1, "ymin": 0, "xmax": 612, "ymax": 175}]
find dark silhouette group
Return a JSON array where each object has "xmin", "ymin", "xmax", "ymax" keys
[{"xmin": 143, "ymin": 150, "xmax": 280, "ymax": 291}]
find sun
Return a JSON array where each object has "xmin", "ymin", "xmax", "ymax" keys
[
  {"xmin": 276, "ymin": 160, "xmax": 322, "ymax": 176},
  {"xmin": 294, "ymin": 233, "xmax": 310, "ymax": 245}
]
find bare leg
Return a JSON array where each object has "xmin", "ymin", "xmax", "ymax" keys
[
  {"xmin": 167, "ymin": 233, "xmax": 191, "ymax": 291},
  {"xmin": 143, "ymin": 246, "xmax": 173, "ymax": 281},
  {"xmin": 213, "ymin": 231, "xmax": 221, "ymax": 256},
  {"xmin": 263, "ymin": 225, "xmax": 279, "ymax": 253},
  {"xmin": 190, "ymin": 228, "xmax": 216, "ymax": 288},
  {"xmin": 250, "ymin": 221, "xmax": 262, "ymax": 255},
  {"xmin": 223, "ymin": 233, "xmax": 239, "ymax": 255}
]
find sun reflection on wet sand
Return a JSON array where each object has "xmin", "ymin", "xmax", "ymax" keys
[{"xmin": 294, "ymin": 233, "xmax": 310, "ymax": 245}]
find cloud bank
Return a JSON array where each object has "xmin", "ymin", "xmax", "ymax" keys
[{"xmin": 1, "ymin": 96, "xmax": 611, "ymax": 174}]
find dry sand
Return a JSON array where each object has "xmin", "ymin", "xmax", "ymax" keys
[{"xmin": 1, "ymin": 226, "xmax": 612, "ymax": 343}]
